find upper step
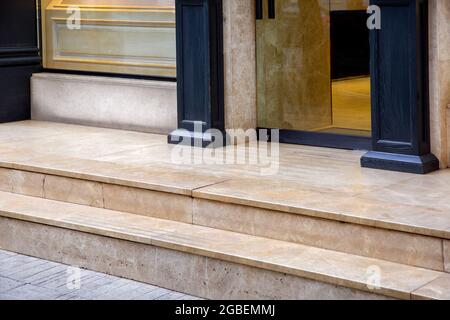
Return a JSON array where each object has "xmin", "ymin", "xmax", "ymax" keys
[{"xmin": 0, "ymin": 191, "xmax": 446, "ymax": 300}]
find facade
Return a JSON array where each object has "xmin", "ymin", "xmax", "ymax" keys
[
  {"xmin": 0, "ymin": 0, "xmax": 450, "ymax": 300},
  {"xmin": 2, "ymin": 0, "xmax": 450, "ymax": 174}
]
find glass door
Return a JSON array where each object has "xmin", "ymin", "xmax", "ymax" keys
[{"xmin": 256, "ymin": 0, "xmax": 372, "ymax": 149}]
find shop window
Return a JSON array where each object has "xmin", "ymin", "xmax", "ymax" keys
[{"xmin": 40, "ymin": 0, "xmax": 176, "ymax": 77}]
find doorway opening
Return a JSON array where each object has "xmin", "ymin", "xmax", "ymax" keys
[{"xmin": 256, "ymin": 0, "xmax": 372, "ymax": 149}]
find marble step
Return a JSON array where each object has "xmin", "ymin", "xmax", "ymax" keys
[
  {"xmin": 0, "ymin": 165, "xmax": 447, "ymax": 272},
  {"xmin": 0, "ymin": 191, "xmax": 446, "ymax": 300}
]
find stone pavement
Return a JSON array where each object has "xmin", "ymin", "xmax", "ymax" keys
[{"xmin": 0, "ymin": 249, "xmax": 201, "ymax": 300}]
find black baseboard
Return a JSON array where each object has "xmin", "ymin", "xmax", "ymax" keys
[
  {"xmin": 361, "ymin": 151, "xmax": 440, "ymax": 174},
  {"xmin": 41, "ymin": 68, "xmax": 176, "ymax": 83},
  {"xmin": 261, "ymin": 128, "xmax": 372, "ymax": 151}
]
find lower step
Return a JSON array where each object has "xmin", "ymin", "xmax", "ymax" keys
[{"xmin": 0, "ymin": 191, "xmax": 445, "ymax": 300}]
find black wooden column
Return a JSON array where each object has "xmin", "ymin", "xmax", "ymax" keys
[
  {"xmin": 168, "ymin": 0, "xmax": 225, "ymax": 147},
  {"xmin": 0, "ymin": 1, "xmax": 41, "ymax": 122},
  {"xmin": 361, "ymin": 0, "xmax": 439, "ymax": 174}
]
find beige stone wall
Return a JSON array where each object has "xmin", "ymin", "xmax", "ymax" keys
[
  {"xmin": 222, "ymin": 1, "xmax": 257, "ymax": 130},
  {"xmin": 429, "ymin": 0, "xmax": 450, "ymax": 168}
]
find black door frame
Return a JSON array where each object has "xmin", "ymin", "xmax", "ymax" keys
[
  {"xmin": 168, "ymin": 0, "xmax": 225, "ymax": 147},
  {"xmin": 361, "ymin": 0, "xmax": 438, "ymax": 174}
]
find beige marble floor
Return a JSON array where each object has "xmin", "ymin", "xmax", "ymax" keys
[{"xmin": 0, "ymin": 121, "xmax": 450, "ymax": 238}]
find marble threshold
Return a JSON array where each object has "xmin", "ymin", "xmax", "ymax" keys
[
  {"xmin": 0, "ymin": 121, "xmax": 449, "ymax": 240},
  {"xmin": 0, "ymin": 191, "xmax": 446, "ymax": 300}
]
